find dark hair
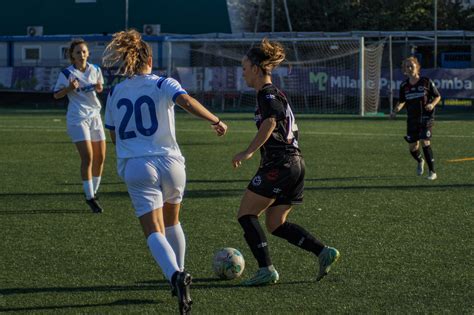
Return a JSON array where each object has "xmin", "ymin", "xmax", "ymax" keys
[
  {"xmin": 246, "ymin": 38, "xmax": 285, "ymax": 75},
  {"xmin": 102, "ymin": 29, "xmax": 152, "ymax": 76},
  {"xmin": 68, "ymin": 38, "xmax": 88, "ymax": 64}
]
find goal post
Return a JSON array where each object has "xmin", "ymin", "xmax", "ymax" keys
[{"xmin": 165, "ymin": 36, "xmax": 385, "ymax": 115}]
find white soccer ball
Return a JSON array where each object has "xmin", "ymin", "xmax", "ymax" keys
[{"xmin": 212, "ymin": 247, "xmax": 245, "ymax": 280}]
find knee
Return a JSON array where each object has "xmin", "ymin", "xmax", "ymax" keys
[
  {"xmin": 81, "ymin": 155, "xmax": 92, "ymax": 167},
  {"xmin": 422, "ymin": 140, "xmax": 431, "ymax": 147},
  {"xmin": 409, "ymin": 143, "xmax": 419, "ymax": 151},
  {"xmin": 265, "ymin": 216, "xmax": 284, "ymax": 234}
]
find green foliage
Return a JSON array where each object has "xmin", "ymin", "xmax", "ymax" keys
[
  {"xmin": 248, "ymin": 0, "xmax": 474, "ymax": 32},
  {"xmin": 0, "ymin": 110, "xmax": 472, "ymax": 313}
]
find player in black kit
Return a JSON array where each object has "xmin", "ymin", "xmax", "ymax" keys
[
  {"xmin": 232, "ymin": 38, "xmax": 340, "ymax": 286},
  {"xmin": 391, "ymin": 56, "xmax": 441, "ymax": 180}
]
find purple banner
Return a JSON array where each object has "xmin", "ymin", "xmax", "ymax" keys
[{"xmin": 1, "ymin": 66, "xmax": 473, "ymax": 100}]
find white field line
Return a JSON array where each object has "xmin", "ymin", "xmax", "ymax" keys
[{"xmin": 0, "ymin": 125, "xmax": 472, "ymax": 139}]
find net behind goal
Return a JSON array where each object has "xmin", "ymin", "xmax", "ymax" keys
[{"xmin": 165, "ymin": 37, "xmax": 384, "ymax": 115}]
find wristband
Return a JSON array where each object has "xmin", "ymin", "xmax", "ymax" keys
[{"xmin": 211, "ymin": 119, "xmax": 220, "ymax": 126}]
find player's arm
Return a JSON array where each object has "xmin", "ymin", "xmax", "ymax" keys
[
  {"xmin": 394, "ymin": 101, "xmax": 406, "ymax": 113},
  {"xmin": 53, "ymin": 79, "xmax": 79, "ymax": 99},
  {"xmin": 232, "ymin": 117, "xmax": 276, "ymax": 168},
  {"xmin": 95, "ymin": 82, "xmax": 103, "ymax": 93},
  {"xmin": 425, "ymin": 80, "xmax": 441, "ymax": 111},
  {"xmin": 175, "ymin": 94, "xmax": 227, "ymax": 136},
  {"xmin": 390, "ymin": 101, "xmax": 405, "ymax": 119}
]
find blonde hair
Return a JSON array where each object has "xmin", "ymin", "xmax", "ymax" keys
[
  {"xmin": 102, "ymin": 29, "xmax": 152, "ymax": 76},
  {"xmin": 246, "ymin": 38, "xmax": 286, "ymax": 75},
  {"xmin": 68, "ymin": 39, "xmax": 87, "ymax": 64},
  {"xmin": 402, "ymin": 56, "xmax": 421, "ymax": 75}
]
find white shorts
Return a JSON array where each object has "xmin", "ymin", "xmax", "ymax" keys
[
  {"xmin": 121, "ymin": 155, "xmax": 186, "ymax": 218},
  {"xmin": 67, "ymin": 116, "xmax": 106, "ymax": 143}
]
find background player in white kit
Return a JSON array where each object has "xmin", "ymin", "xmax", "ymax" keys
[
  {"xmin": 54, "ymin": 39, "xmax": 106, "ymax": 213},
  {"xmin": 102, "ymin": 29, "xmax": 227, "ymax": 314}
]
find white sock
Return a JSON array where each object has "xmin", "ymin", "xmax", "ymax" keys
[
  {"xmin": 83, "ymin": 180, "xmax": 94, "ymax": 200},
  {"xmin": 92, "ymin": 176, "xmax": 101, "ymax": 194},
  {"xmin": 165, "ymin": 223, "xmax": 186, "ymax": 271},
  {"xmin": 147, "ymin": 232, "xmax": 180, "ymax": 281}
]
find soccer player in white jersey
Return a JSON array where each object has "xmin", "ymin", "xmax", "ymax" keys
[
  {"xmin": 102, "ymin": 29, "xmax": 227, "ymax": 314},
  {"xmin": 53, "ymin": 39, "xmax": 106, "ymax": 213}
]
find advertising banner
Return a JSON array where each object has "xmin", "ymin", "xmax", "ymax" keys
[{"xmin": 1, "ymin": 66, "xmax": 473, "ymax": 100}]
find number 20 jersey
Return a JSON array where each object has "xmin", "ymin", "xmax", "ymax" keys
[{"xmin": 105, "ymin": 75, "xmax": 188, "ymax": 159}]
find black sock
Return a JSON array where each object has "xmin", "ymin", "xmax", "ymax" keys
[
  {"xmin": 238, "ymin": 215, "xmax": 272, "ymax": 268},
  {"xmin": 410, "ymin": 149, "xmax": 423, "ymax": 163},
  {"xmin": 272, "ymin": 221, "xmax": 325, "ymax": 256},
  {"xmin": 422, "ymin": 146, "xmax": 435, "ymax": 172}
]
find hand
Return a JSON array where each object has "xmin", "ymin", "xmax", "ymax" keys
[
  {"xmin": 68, "ymin": 78, "xmax": 79, "ymax": 91},
  {"xmin": 232, "ymin": 150, "xmax": 253, "ymax": 168},
  {"xmin": 211, "ymin": 121, "xmax": 228, "ymax": 137},
  {"xmin": 425, "ymin": 103, "xmax": 434, "ymax": 111},
  {"xmin": 95, "ymin": 82, "xmax": 103, "ymax": 93}
]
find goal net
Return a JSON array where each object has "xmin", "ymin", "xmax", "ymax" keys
[{"xmin": 165, "ymin": 37, "xmax": 384, "ymax": 115}]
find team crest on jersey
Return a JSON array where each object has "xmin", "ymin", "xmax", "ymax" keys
[
  {"xmin": 418, "ymin": 86, "xmax": 424, "ymax": 92},
  {"xmin": 252, "ymin": 176, "xmax": 262, "ymax": 186}
]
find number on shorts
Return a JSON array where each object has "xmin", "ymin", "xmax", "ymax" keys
[{"xmin": 117, "ymin": 96, "xmax": 158, "ymax": 140}]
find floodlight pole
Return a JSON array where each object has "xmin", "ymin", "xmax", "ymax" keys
[
  {"xmin": 434, "ymin": 0, "xmax": 438, "ymax": 68},
  {"xmin": 125, "ymin": 0, "xmax": 129, "ymax": 29}
]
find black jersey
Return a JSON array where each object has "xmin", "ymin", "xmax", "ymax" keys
[
  {"xmin": 399, "ymin": 76, "xmax": 440, "ymax": 123},
  {"xmin": 254, "ymin": 84, "xmax": 300, "ymax": 164}
]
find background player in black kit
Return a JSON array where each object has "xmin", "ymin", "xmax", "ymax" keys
[
  {"xmin": 391, "ymin": 56, "xmax": 441, "ymax": 180},
  {"xmin": 232, "ymin": 38, "xmax": 340, "ymax": 286}
]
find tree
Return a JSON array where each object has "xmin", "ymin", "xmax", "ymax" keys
[{"xmin": 231, "ymin": 0, "xmax": 474, "ymax": 32}]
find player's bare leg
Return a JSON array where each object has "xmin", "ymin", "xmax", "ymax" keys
[
  {"xmin": 75, "ymin": 140, "xmax": 103, "ymax": 213},
  {"xmin": 409, "ymin": 141, "xmax": 425, "ymax": 176},
  {"xmin": 91, "ymin": 140, "xmax": 106, "ymax": 196},
  {"xmin": 267, "ymin": 205, "xmax": 340, "ymax": 282},
  {"xmin": 140, "ymin": 209, "xmax": 192, "ymax": 314},
  {"xmin": 238, "ymin": 190, "xmax": 279, "ymax": 286},
  {"xmin": 422, "ymin": 140, "xmax": 437, "ymax": 180}
]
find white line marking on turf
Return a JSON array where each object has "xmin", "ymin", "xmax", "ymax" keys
[{"xmin": 0, "ymin": 126, "xmax": 473, "ymax": 139}]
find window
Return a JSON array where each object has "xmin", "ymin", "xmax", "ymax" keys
[
  {"xmin": 60, "ymin": 46, "xmax": 69, "ymax": 60},
  {"xmin": 22, "ymin": 46, "xmax": 41, "ymax": 63}
]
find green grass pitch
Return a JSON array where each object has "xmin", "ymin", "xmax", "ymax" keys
[{"xmin": 0, "ymin": 109, "xmax": 472, "ymax": 313}]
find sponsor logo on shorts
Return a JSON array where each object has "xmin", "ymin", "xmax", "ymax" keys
[
  {"xmin": 252, "ymin": 175, "xmax": 262, "ymax": 186},
  {"xmin": 426, "ymin": 130, "xmax": 431, "ymax": 137},
  {"xmin": 266, "ymin": 169, "xmax": 279, "ymax": 181}
]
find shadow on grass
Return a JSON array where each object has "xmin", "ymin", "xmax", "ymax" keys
[
  {"xmin": 0, "ymin": 178, "xmax": 472, "ymax": 203},
  {"xmin": 0, "ymin": 209, "xmax": 90, "ymax": 215},
  {"xmin": 0, "ymin": 299, "xmax": 159, "ymax": 313},
  {"xmin": 60, "ymin": 182, "xmax": 124, "ymax": 186},
  {"xmin": 1, "ymin": 277, "xmax": 315, "ymax": 297}
]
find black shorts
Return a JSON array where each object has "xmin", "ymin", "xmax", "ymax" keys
[
  {"xmin": 405, "ymin": 118, "xmax": 434, "ymax": 143},
  {"xmin": 247, "ymin": 155, "xmax": 305, "ymax": 206}
]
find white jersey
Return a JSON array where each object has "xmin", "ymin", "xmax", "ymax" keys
[
  {"xmin": 105, "ymin": 74, "xmax": 187, "ymax": 160},
  {"xmin": 54, "ymin": 63, "xmax": 104, "ymax": 125}
]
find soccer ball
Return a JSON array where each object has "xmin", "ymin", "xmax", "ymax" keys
[{"xmin": 212, "ymin": 247, "xmax": 245, "ymax": 280}]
